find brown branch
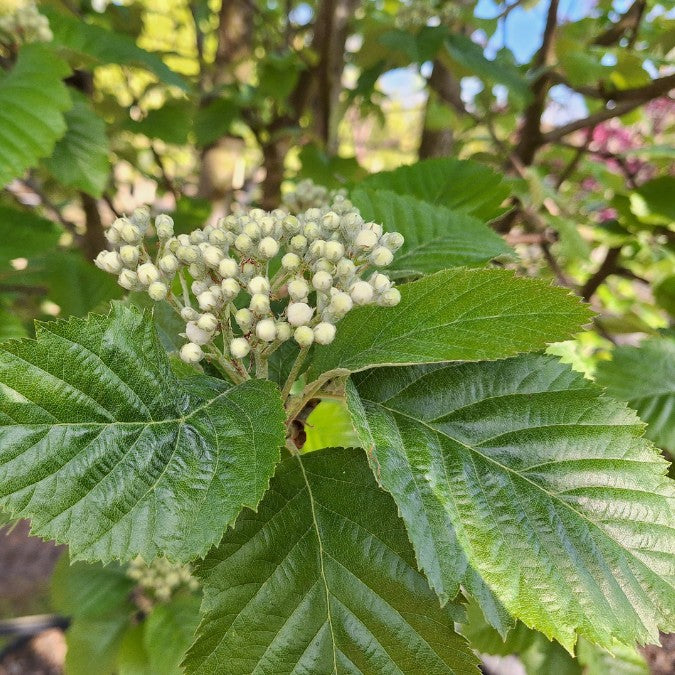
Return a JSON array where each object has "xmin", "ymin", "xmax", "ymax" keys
[
  {"xmin": 550, "ymin": 72, "xmax": 675, "ymax": 103},
  {"xmin": 593, "ymin": 0, "xmax": 646, "ymax": 46},
  {"xmin": 581, "ymin": 247, "xmax": 622, "ymax": 301},
  {"xmin": 513, "ymin": 0, "xmax": 559, "ymax": 165},
  {"xmin": 540, "ymin": 98, "xmax": 650, "ymax": 144}
]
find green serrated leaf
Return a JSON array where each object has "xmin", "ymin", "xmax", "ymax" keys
[
  {"xmin": 0, "ymin": 44, "xmax": 71, "ymax": 187},
  {"xmin": 45, "ymin": 8, "xmax": 187, "ymax": 90},
  {"xmin": 596, "ymin": 337, "xmax": 675, "ymax": 450},
  {"xmin": 0, "ymin": 303, "xmax": 286, "ymax": 563},
  {"xmin": 44, "ymin": 95, "xmax": 109, "ymax": 196},
  {"xmin": 351, "ymin": 189, "xmax": 513, "ymax": 276},
  {"xmin": 359, "ymin": 158, "xmax": 510, "ymax": 221},
  {"xmin": 306, "ymin": 269, "xmax": 591, "ymax": 381},
  {"xmin": 347, "ymin": 355, "xmax": 675, "ymax": 652},
  {"xmin": 184, "ymin": 448, "xmax": 478, "ymax": 675}
]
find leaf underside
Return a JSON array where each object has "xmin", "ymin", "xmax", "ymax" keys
[
  {"xmin": 0, "ymin": 304, "xmax": 286, "ymax": 563},
  {"xmin": 347, "ymin": 355, "xmax": 675, "ymax": 652},
  {"xmin": 185, "ymin": 448, "xmax": 478, "ymax": 675}
]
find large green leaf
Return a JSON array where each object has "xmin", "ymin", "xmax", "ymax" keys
[
  {"xmin": 347, "ymin": 355, "xmax": 675, "ymax": 651},
  {"xmin": 44, "ymin": 95, "xmax": 109, "ymax": 197},
  {"xmin": 358, "ymin": 158, "xmax": 510, "ymax": 221},
  {"xmin": 351, "ymin": 189, "xmax": 513, "ymax": 276},
  {"xmin": 596, "ymin": 337, "xmax": 675, "ymax": 450},
  {"xmin": 0, "ymin": 304, "xmax": 286, "ymax": 562},
  {"xmin": 306, "ymin": 269, "xmax": 591, "ymax": 381},
  {"xmin": 0, "ymin": 44, "xmax": 71, "ymax": 187},
  {"xmin": 0, "ymin": 205, "xmax": 62, "ymax": 268},
  {"xmin": 45, "ymin": 8, "xmax": 187, "ymax": 90},
  {"xmin": 123, "ymin": 98, "xmax": 194, "ymax": 146},
  {"xmin": 184, "ymin": 448, "xmax": 478, "ymax": 675}
]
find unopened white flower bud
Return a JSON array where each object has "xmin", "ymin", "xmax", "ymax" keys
[
  {"xmin": 186, "ymin": 321, "xmax": 211, "ymax": 345},
  {"xmin": 192, "ymin": 279, "xmax": 210, "ymax": 296},
  {"xmin": 305, "ymin": 208, "xmax": 321, "ymax": 220},
  {"xmin": 117, "ymin": 246, "xmax": 138, "ymax": 267},
  {"xmin": 281, "ymin": 253, "xmax": 301, "ymax": 270},
  {"xmin": 121, "ymin": 222, "xmax": 142, "ymax": 245},
  {"xmin": 329, "ymin": 290, "xmax": 353, "ymax": 315},
  {"xmin": 382, "ymin": 232, "xmax": 404, "ymax": 251},
  {"xmin": 198, "ymin": 290, "xmax": 220, "ymax": 311},
  {"xmin": 370, "ymin": 273, "xmax": 391, "ymax": 292},
  {"xmin": 209, "ymin": 229, "xmax": 228, "ymax": 246},
  {"xmin": 118, "ymin": 269, "xmax": 139, "ymax": 290},
  {"xmin": 303, "ymin": 222, "xmax": 321, "ymax": 240},
  {"xmin": 189, "ymin": 230, "xmax": 206, "ymax": 244},
  {"xmin": 181, "ymin": 307, "xmax": 199, "ymax": 321},
  {"xmin": 322, "ymin": 211, "xmax": 340, "ymax": 230},
  {"xmin": 235, "ymin": 308, "xmax": 253, "ymax": 330},
  {"xmin": 314, "ymin": 258, "xmax": 333, "ymax": 273},
  {"xmin": 137, "ymin": 262, "xmax": 160, "ymax": 286},
  {"xmin": 180, "ymin": 342, "xmax": 204, "ymax": 363},
  {"xmin": 158, "ymin": 254, "xmax": 180, "ymax": 274},
  {"xmin": 365, "ymin": 222, "xmax": 383, "ymax": 237},
  {"xmin": 259, "ymin": 216, "xmax": 276, "ymax": 236},
  {"xmin": 256, "ymin": 318, "xmax": 277, "ymax": 342},
  {"xmin": 180, "ymin": 342, "xmax": 204, "ymax": 364},
  {"xmin": 289, "ymin": 235, "xmax": 307, "ymax": 253},
  {"xmin": 197, "ymin": 313, "xmax": 218, "ymax": 332},
  {"xmin": 220, "ymin": 278, "xmax": 240, "ymax": 300},
  {"xmin": 336, "ymin": 258, "xmax": 356, "ymax": 277},
  {"xmin": 176, "ymin": 245, "xmax": 199, "ymax": 264},
  {"xmin": 324, "ymin": 241, "xmax": 344, "ymax": 261},
  {"xmin": 148, "ymin": 281, "xmax": 168, "ymax": 301},
  {"xmin": 202, "ymin": 245, "xmax": 224, "ymax": 268},
  {"xmin": 105, "ymin": 227, "xmax": 121, "ymax": 244},
  {"xmin": 294, "ymin": 325, "xmax": 314, "ymax": 347},
  {"xmin": 308, "ymin": 240, "xmax": 326, "ymax": 259},
  {"xmin": 132, "ymin": 206, "xmax": 151, "ymax": 231},
  {"xmin": 250, "ymin": 293, "xmax": 270, "ymax": 314},
  {"xmin": 283, "ymin": 215, "xmax": 300, "ymax": 234},
  {"xmin": 314, "ymin": 322, "xmax": 336, "ymax": 345},
  {"xmin": 312, "ymin": 270, "xmax": 333, "ymax": 291},
  {"xmin": 287, "ymin": 278, "xmax": 309, "ymax": 300},
  {"xmin": 234, "ymin": 233, "xmax": 253, "ymax": 253},
  {"xmin": 370, "ymin": 246, "xmax": 394, "ymax": 267},
  {"xmin": 218, "ymin": 258, "xmax": 239, "ymax": 278},
  {"xmin": 155, "ymin": 214, "xmax": 174, "ymax": 239},
  {"xmin": 350, "ymin": 281, "xmax": 374, "ymax": 305},
  {"xmin": 243, "ymin": 222, "xmax": 261, "ymax": 239},
  {"xmin": 275, "ymin": 321, "xmax": 292, "ymax": 341},
  {"xmin": 248, "ymin": 276, "xmax": 270, "ymax": 295},
  {"xmin": 287, "ymin": 302, "xmax": 313, "ymax": 326},
  {"xmin": 230, "ymin": 337, "xmax": 250, "ymax": 359},
  {"xmin": 380, "ymin": 288, "xmax": 401, "ymax": 306},
  {"xmin": 355, "ymin": 229, "xmax": 378, "ymax": 251},
  {"xmin": 258, "ymin": 237, "xmax": 279, "ymax": 259}
]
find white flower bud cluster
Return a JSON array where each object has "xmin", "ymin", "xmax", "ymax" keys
[
  {"xmin": 127, "ymin": 556, "xmax": 200, "ymax": 603},
  {"xmin": 95, "ymin": 197, "xmax": 403, "ymax": 369},
  {"xmin": 283, "ymin": 178, "xmax": 347, "ymax": 214},
  {"xmin": 0, "ymin": 1, "xmax": 52, "ymax": 46}
]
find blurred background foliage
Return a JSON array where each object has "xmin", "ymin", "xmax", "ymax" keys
[{"xmin": 0, "ymin": 0, "xmax": 673, "ymax": 672}]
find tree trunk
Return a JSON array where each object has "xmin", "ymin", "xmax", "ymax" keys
[{"xmin": 418, "ymin": 60, "xmax": 465, "ymax": 159}]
